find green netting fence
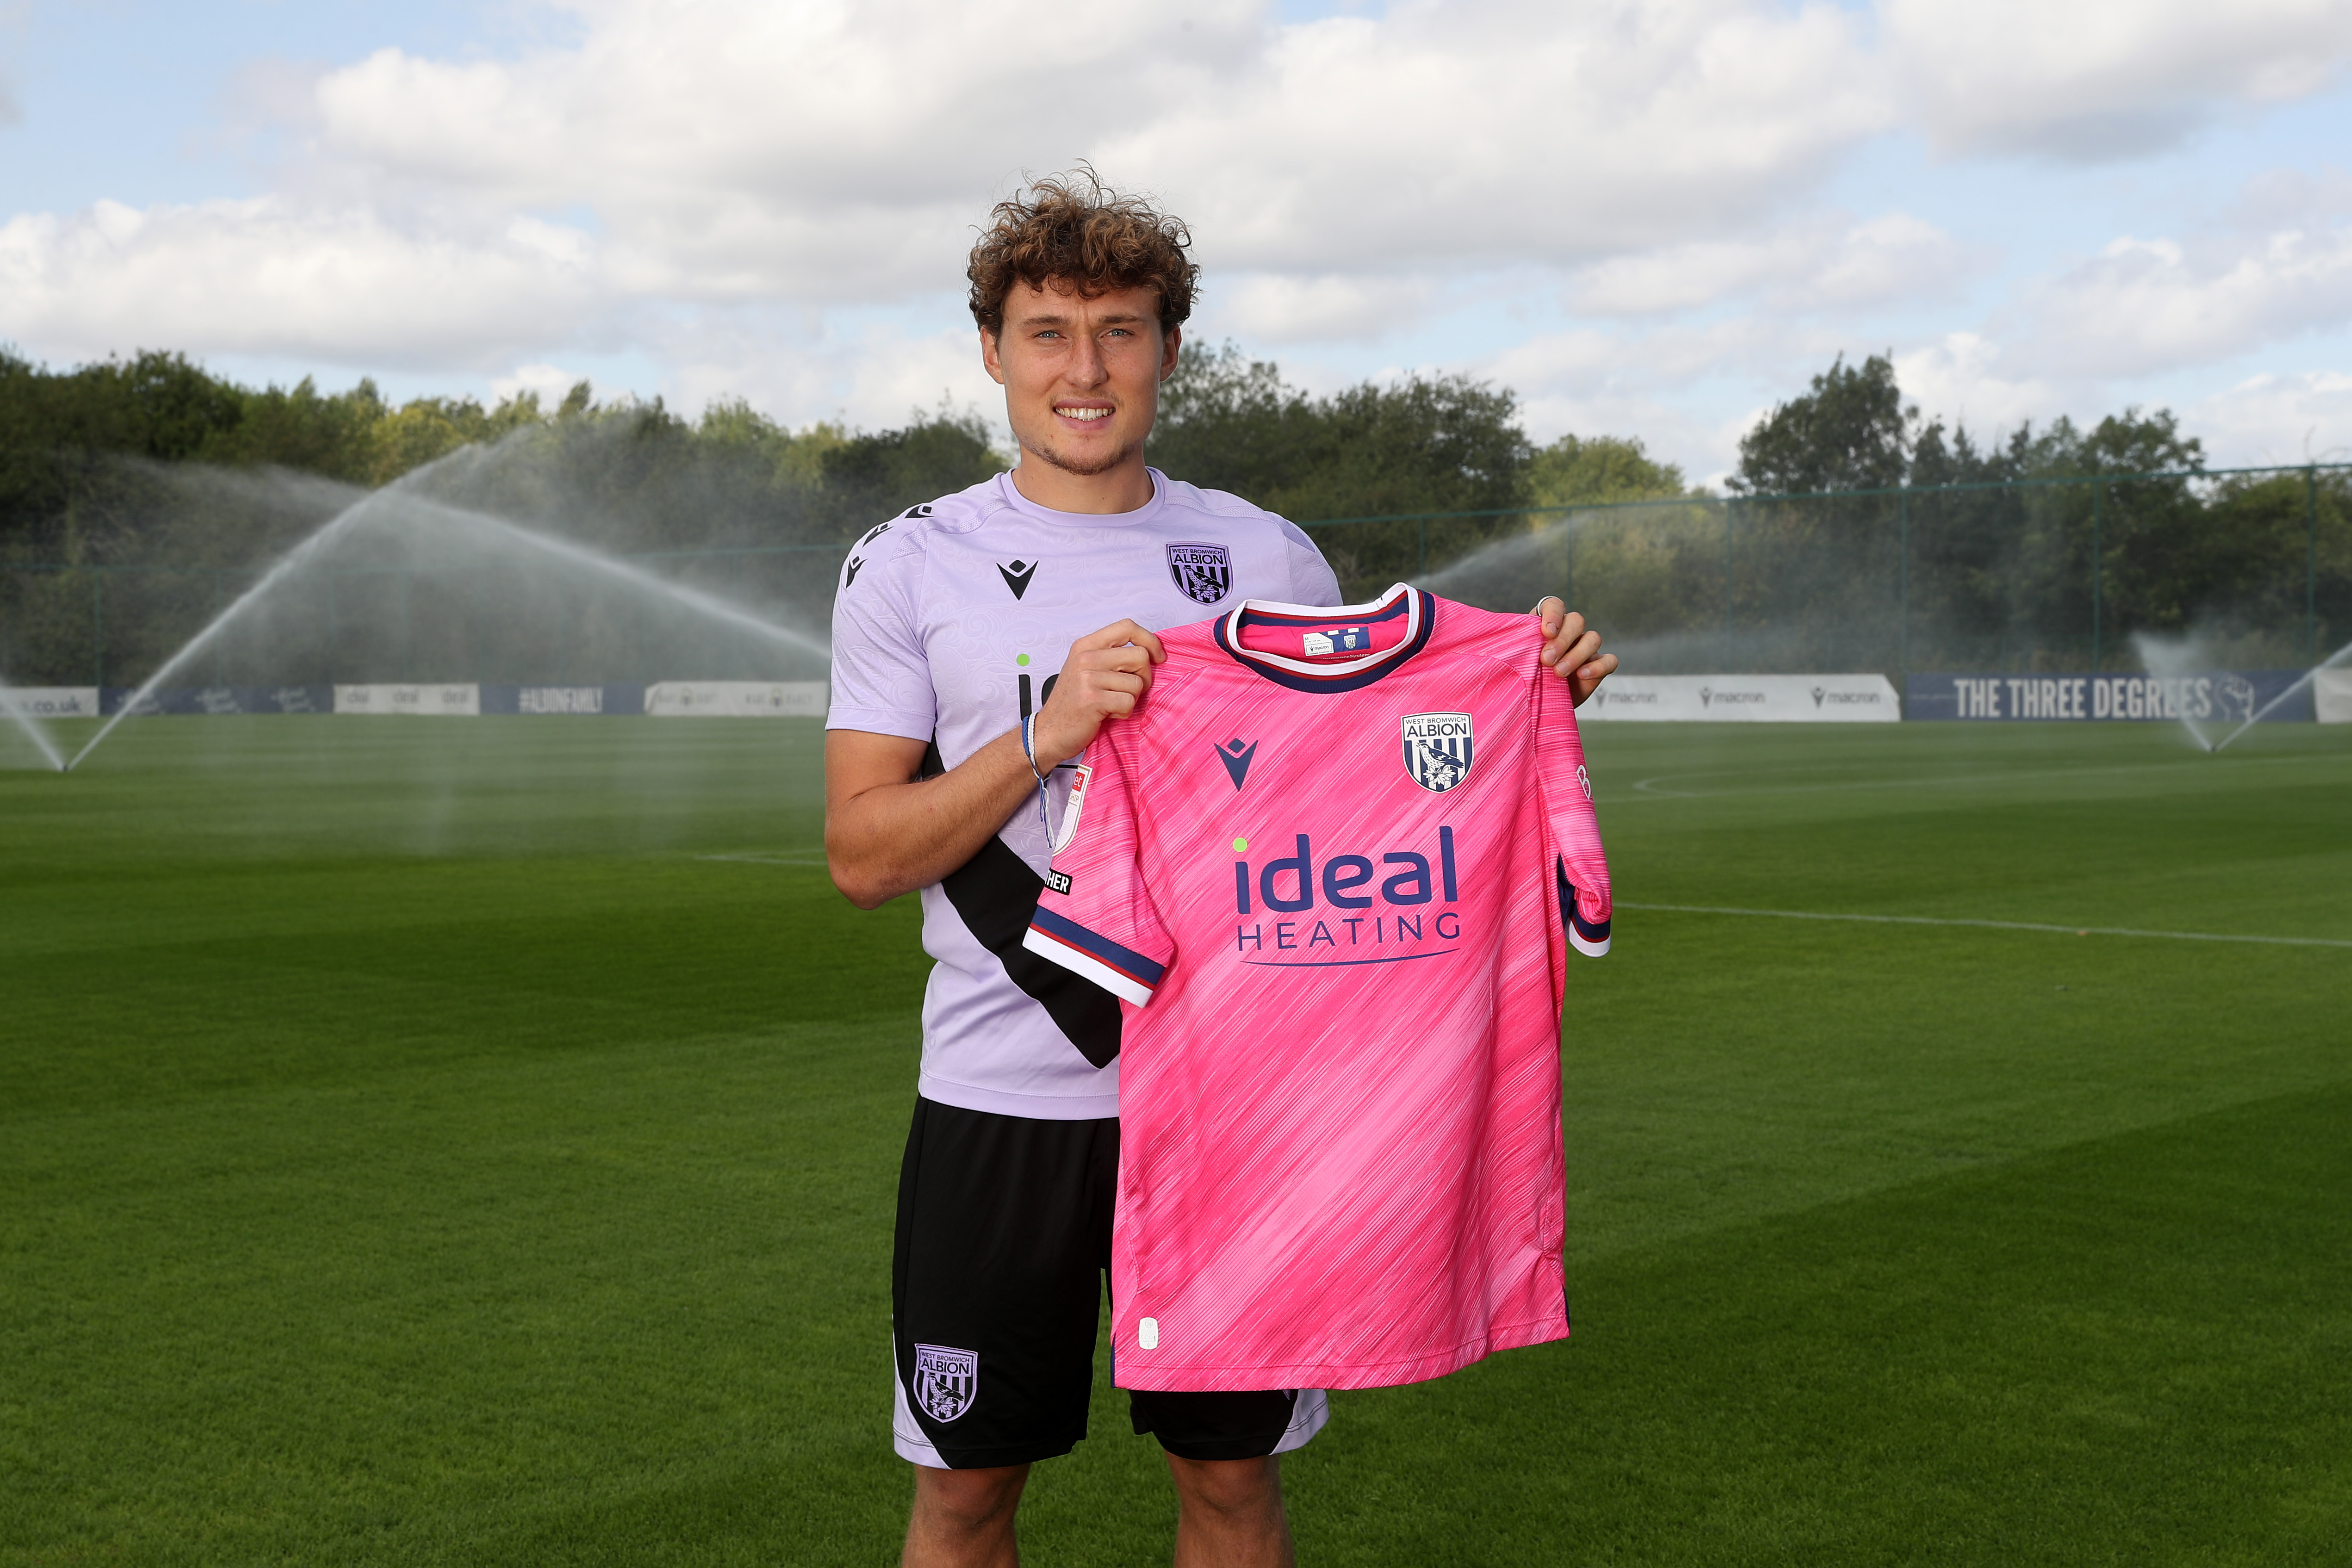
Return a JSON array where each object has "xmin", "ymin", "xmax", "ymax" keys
[{"xmin": 3, "ymin": 464, "xmax": 2346, "ymax": 689}]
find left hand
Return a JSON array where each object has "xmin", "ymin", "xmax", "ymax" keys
[{"xmin": 1534, "ymin": 597, "xmax": 1618, "ymax": 708}]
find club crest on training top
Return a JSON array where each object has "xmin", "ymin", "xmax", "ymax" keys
[
  {"xmin": 1166, "ymin": 542, "xmax": 1231, "ymax": 605},
  {"xmin": 912, "ymin": 1343, "xmax": 978, "ymax": 1423},
  {"xmin": 1401, "ymin": 712, "xmax": 1474, "ymax": 793}
]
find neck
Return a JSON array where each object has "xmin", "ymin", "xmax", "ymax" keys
[{"xmin": 1009, "ymin": 448, "xmax": 1157, "ymax": 514}]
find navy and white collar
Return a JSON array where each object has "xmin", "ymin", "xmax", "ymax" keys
[{"xmin": 1212, "ymin": 583, "xmax": 1436, "ymax": 694}]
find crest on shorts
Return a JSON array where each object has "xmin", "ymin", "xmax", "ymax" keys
[
  {"xmin": 1402, "ymin": 712, "xmax": 1474, "ymax": 793},
  {"xmin": 1167, "ymin": 542, "xmax": 1231, "ymax": 606},
  {"xmin": 913, "ymin": 1343, "xmax": 979, "ymax": 1423}
]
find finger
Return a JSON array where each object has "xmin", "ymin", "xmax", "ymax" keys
[
  {"xmin": 1539, "ymin": 616, "xmax": 1590, "ymax": 668},
  {"xmin": 1533, "ymin": 596, "xmax": 1565, "ymax": 639},
  {"xmin": 1554, "ymin": 630, "xmax": 1602, "ymax": 672},
  {"xmin": 1072, "ymin": 620, "xmax": 1168, "ymax": 661},
  {"xmin": 1079, "ymin": 647, "xmax": 1156, "ymax": 676},
  {"xmin": 1071, "ymin": 620, "xmax": 1142, "ymax": 651},
  {"xmin": 1571, "ymin": 652, "xmax": 1621, "ymax": 695}
]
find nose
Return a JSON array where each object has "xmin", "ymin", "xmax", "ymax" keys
[{"xmin": 1067, "ymin": 329, "xmax": 1107, "ymax": 389}]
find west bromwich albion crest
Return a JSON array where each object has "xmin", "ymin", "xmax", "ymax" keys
[
  {"xmin": 1402, "ymin": 712, "xmax": 1475, "ymax": 793},
  {"xmin": 912, "ymin": 1343, "xmax": 979, "ymax": 1423},
  {"xmin": 1167, "ymin": 542, "xmax": 1232, "ymax": 605}
]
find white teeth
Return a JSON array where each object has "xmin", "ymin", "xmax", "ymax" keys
[{"xmin": 1058, "ymin": 406, "xmax": 1111, "ymax": 421}]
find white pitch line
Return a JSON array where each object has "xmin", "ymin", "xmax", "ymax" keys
[{"xmin": 1618, "ymin": 902, "xmax": 2352, "ymax": 950}]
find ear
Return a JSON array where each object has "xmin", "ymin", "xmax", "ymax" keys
[
  {"xmin": 1160, "ymin": 324, "xmax": 1182, "ymax": 383},
  {"xmin": 980, "ymin": 327, "xmax": 1006, "ymax": 386}
]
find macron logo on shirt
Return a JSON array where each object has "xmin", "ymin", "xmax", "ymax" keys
[{"xmin": 998, "ymin": 560, "xmax": 1038, "ymax": 600}]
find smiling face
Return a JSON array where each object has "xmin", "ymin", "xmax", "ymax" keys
[{"xmin": 981, "ymin": 278, "xmax": 1181, "ymax": 514}]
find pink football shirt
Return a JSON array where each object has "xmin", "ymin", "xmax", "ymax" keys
[{"xmin": 1023, "ymin": 583, "xmax": 1613, "ymax": 1392}]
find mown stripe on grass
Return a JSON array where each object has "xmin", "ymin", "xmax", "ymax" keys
[
  {"xmin": 1282, "ymin": 1080, "xmax": 2352, "ymax": 1568},
  {"xmin": 1620, "ymin": 901, "xmax": 2352, "ymax": 948}
]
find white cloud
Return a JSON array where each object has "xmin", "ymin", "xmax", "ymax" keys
[
  {"xmin": 2010, "ymin": 223, "xmax": 2352, "ymax": 378},
  {"xmin": 1891, "ymin": 333, "xmax": 2065, "ymax": 436},
  {"xmin": 289, "ymin": 0, "xmax": 1887, "ymax": 294},
  {"xmin": 1208, "ymin": 273, "xmax": 1440, "ymax": 344},
  {"xmin": 2186, "ymin": 370, "xmax": 2352, "ymax": 465},
  {"xmin": 4, "ymin": 0, "xmax": 2350, "ymax": 477},
  {"xmin": 1884, "ymin": 0, "xmax": 2352, "ymax": 158},
  {"xmin": 1567, "ymin": 212, "xmax": 1976, "ymax": 316},
  {"xmin": 648, "ymin": 307, "xmax": 1008, "ymax": 444},
  {"xmin": 489, "ymin": 362, "xmax": 586, "ymax": 405},
  {"xmin": 0, "ymin": 198, "xmax": 600, "ymax": 366}
]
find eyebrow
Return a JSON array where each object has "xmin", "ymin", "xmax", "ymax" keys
[{"xmin": 1011, "ymin": 310, "xmax": 1149, "ymax": 329}]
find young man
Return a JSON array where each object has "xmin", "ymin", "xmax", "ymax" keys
[{"xmin": 825, "ymin": 173, "xmax": 1618, "ymax": 1568}]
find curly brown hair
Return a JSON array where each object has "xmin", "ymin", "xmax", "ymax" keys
[{"xmin": 967, "ymin": 168, "xmax": 1198, "ymax": 336}]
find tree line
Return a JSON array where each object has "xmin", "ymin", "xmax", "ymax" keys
[{"xmin": 0, "ymin": 342, "xmax": 2343, "ymax": 686}]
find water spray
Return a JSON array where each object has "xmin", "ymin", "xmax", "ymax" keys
[
  {"xmin": 406, "ymin": 497, "xmax": 831, "ymax": 664},
  {"xmin": 0, "ymin": 685, "xmax": 70, "ymax": 772},
  {"xmin": 2209, "ymin": 635, "xmax": 2352, "ymax": 753},
  {"xmin": 65, "ymin": 497, "xmax": 382, "ymax": 770},
  {"xmin": 64, "ymin": 457, "xmax": 832, "ymax": 773}
]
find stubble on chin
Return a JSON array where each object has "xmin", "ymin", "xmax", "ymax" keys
[{"xmin": 1022, "ymin": 432, "xmax": 1140, "ymax": 478}]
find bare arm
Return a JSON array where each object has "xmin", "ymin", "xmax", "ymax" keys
[
  {"xmin": 1535, "ymin": 597, "xmax": 1619, "ymax": 706},
  {"xmin": 824, "ymin": 620, "xmax": 1167, "ymax": 910}
]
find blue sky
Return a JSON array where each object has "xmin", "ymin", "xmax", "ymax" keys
[{"xmin": 5, "ymin": 0, "xmax": 2350, "ymax": 484}]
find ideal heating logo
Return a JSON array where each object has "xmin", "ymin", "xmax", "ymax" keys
[{"xmin": 1229, "ymin": 828, "xmax": 1464, "ymax": 965}]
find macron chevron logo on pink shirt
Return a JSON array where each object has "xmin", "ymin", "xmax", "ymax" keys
[{"xmin": 1023, "ymin": 583, "xmax": 1613, "ymax": 1393}]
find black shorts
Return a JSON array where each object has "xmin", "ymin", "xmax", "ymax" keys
[{"xmin": 891, "ymin": 1097, "xmax": 1329, "ymax": 1469}]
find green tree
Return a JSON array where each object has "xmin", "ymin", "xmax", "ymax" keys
[
  {"xmin": 1148, "ymin": 342, "xmax": 1530, "ymax": 521},
  {"xmin": 1527, "ymin": 434, "xmax": 1687, "ymax": 508},
  {"xmin": 1730, "ymin": 352, "xmax": 1914, "ymax": 496}
]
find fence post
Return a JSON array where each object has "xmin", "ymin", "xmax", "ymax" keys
[
  {"xmin": 2308, "ymin": 466, "xmax": 2321, "ymax": 662},
  {"xmin": 2090, "ymin": 480, "xmax": 2103, "ymax": 674},
  {"xmin": 1563, "ymin": 515, "xmax": 1575, "ymax": 614},
  {"xmin": 91, "ymin": 572, "xmax": 104, "ymax": 691},
  {"xmin": 1722, "ymin": 500, "xmax": 1735, "ymax": 668},
  {"xmin": 1898, "ymin": 488, "xmax": 1910, "ymax": 676}
]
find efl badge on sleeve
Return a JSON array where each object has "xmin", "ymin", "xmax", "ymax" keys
[
  {"xmin": 1402, "ymin": 712, "xmax": 1475, "ymax": 793},
  {"xmin": 1167, "ymin": 542, "xmax": 1232, "ymax": 606},
  {"xmin": 912, "ymin": 1344, "xmax": 979, "ymax": 1423}
]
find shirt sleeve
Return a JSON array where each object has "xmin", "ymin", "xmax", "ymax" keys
[
  {"xmin": 1278, "ymin": 518, "xmax": 1344, "ymax": 607},
  {"xmin": 1021, "ymin": 724, "xmax": 1175, "ymax": 1006},
  {"xmin": 1534, "ymin": 663, "xmax": 1614, "ymax": 957},
  {"xmin": 825, "ymin": 529, "xmax": 937, "ymax": 740}
]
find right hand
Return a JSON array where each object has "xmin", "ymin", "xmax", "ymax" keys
[{"xmin": 1032, "ymin": 619, "xmax": 1167, "ymax": 764}]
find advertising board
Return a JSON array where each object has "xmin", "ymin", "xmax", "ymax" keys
[
  {"xmin": 1906, "ymin": 671, "xmax": 2313, "ymax": 723},
  {"xmin": 643, "ymin": 681, "xmax": 827, "ymax": 718},
  {"xmin": 1577, "ymin": 674, "xmax": 1899, "ymax": 722},
  {"xmin": 333, "ymin": 684, "xmax": 482, "ymax": 716},
  {"xmin": 2317, "ymin": 668, "xmax": 2352, "ymax": 725},
  {"xmin": 478, "ymin": 685, "xmax": 649, "ymax": 716},
  {"xmin": 100, "ymin": 686, "xmax": 334, "ymax": 715},
  {"xmin": 1, "ymin": 686, "xmax": 101, "ymax": 718}
]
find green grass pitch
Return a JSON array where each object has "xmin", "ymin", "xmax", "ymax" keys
[{"xmin": 3, "ymin": 713, "xmax": 2347, "ymax": 1565}]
